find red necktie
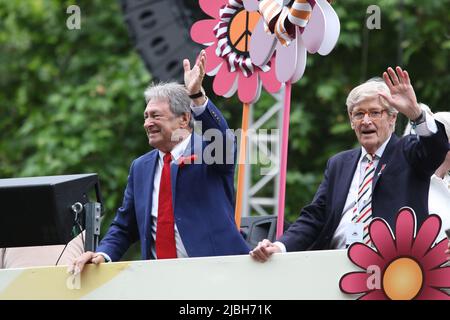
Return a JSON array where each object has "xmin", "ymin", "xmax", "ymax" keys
[{"xmin": 156, "ymin": 153, "xmax": 177, "ymax": 259}]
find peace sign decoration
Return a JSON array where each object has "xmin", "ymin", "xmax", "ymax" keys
[
  {"xmin": 191, "ymin": 0, "xmax": 284, "ymax": 228},
  {"xmin": 191, "ymin": 0, "xmax": 282, "ymax": 104}
]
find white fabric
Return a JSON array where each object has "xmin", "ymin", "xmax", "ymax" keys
[
  {"xmin": 97, "ymin": 252, "xmax": 111, "ymax": 263},
  {"xmin": 274, "ymin": 241, "xmax": 287, "ymax": 253},
  {"xmin": 190, "ymin": 97, "xmax": 208, "ymax": 115},
  {"xmin": 429, "ymin": 174, "xmax": 450, "ymax": 243},
  {"xmin": 414, "ymin": 109, "xmax": 437, "ymax": 136}
]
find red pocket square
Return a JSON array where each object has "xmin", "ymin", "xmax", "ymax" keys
[{"xmin": 178, "ymin": 154, "xmax": 197, "ymax": 167}]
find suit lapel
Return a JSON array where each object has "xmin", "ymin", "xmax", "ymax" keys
[
  {"xmin": 373, "ymin": 134, "xmax": 398, "ymax": 190},
  {"xmin": 170, "ymin": 161, "xmax": 179, "ymax": 203},
  {"xmin": 334, "ymin": 148, "xmax": 361, "ymax": 217},
  {"xmin": 189, "ymin": 132, "xmax": 204, "ymax": 159},
  {"xmin": 144, "ymin": 152, "xmax": 158, "ymax": 237},
  {"xmin": 170, "ymin": 134, "xmax": 203, "ymax": 205}
]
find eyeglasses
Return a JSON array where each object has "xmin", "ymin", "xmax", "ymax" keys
[{"xmin": 351, "ymin": 109, "xmax": 386, "ymax": 121}]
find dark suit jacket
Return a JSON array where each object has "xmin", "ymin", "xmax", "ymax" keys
[
  {"xmin": 279, "ymin": 121, "xmax": 449, "ymax": 251},
  {"xmin": 97, "ymin": 100, "xmax": 249, "ymax": 261}
]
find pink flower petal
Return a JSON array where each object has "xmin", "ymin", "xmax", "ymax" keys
[
  {"xmin": 238, "ymin": 72, "xmax": 260, "ymax": 103},
  {"xmin": 426, "ymin": 267, "xmax": 450, "ymax": 288},
  {"xmin": 243, "ymin": 0, "xmax": 259, "ymax": 11},
  {"xmin": 415, "ymin": 287, "xmax": 450, "ymax": 300},
  {"xmin": 275, "ymin": 38, "xmax": 298, "ymax": 83},
  {"xmin": 421, "ymin": 239, "xmax": 449, "ymax": 271},
  {"xmin": 199, "ymin": 0, "xmax": 226, "ymax": 20},
  {"xmin": 249, "ymin": 18, "xmax": 277, "ymax": 66},
  {"xmin": 259, "ymin": 59, "xmax": 282, "ymax": 93},
  {"xmin": 205, "ymin": 45, "xmax": 223, "ymax": 75},
  {"xmin": 317, "ymin": 0, "xmax": 340, "ymax": 56},
  {"xmin": 213, "ymin": 63, "xmax": 238, "ymax": 97},
  {"xmin": 339, "ymin": 272, "xmax": 370, "ymax": 294},
  {"xmin": 301, "ymin": 0, "xmax": 325, "ymax": 54},
  {"xmin": 191, "ymin": 19, "xmax": 218, "ymax": 45},
  {"xmin": 412, "ymin": 215, "xmax": 441, "ymax": 258},
  {"xmin": 359, "ymin": 290, "xmax": 388, "ymax": 300},
  {"xmin": 370, "ymin": 218, "xmax": 397, "ymax": 261},
  {"xmin": 347, "ymin": 243, "xmax": 385, "ymax": 270},
  {"xmin": 395, "ymin": 209, "xmax": 416, "ymax": 256},
  {"xmin": 290, "ymin": 37, "xmax": 307, "ymax": 83}
]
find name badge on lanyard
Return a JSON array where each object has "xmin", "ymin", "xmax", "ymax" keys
[{"xmin": 345, "ymin": 223, "xmax": 364, "ymax": 247}]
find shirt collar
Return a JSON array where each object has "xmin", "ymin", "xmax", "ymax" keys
[
  {"xmin": 158, "ymin": 134, "xmax": 192, "ymax": 162},
  {"xmin": 360, "ymin": 133, "xmax": 392, "ymax": 162}
]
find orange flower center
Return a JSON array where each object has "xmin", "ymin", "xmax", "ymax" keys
[
  {"xmin": 228, "ymin": 10, "xmax": 260, "ymax": 54},
  {"xmin": 382, "ymin": 257, "xmax": 424, "ymax": 300}
]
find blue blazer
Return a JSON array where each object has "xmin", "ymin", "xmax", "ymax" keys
[
  {"xmin": 279, "ymin": 121, "xmax": 449, "ymax": 251},
  {"xmin": 97, "ymin": 100, "xmax": 250, "ymax": 261}
]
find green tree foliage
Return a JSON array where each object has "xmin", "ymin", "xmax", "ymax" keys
[
  {"xmin": 0, "ymin": 0, "xmax": 448, "ymax": 258},
  {"xmin": 0, "ymin": 0, "xmax": 151, "ymax": 232}
]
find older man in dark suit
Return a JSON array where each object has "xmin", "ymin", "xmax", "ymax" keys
[{"xmin": 251, "ymin": 66, "xmax": 449, "ymax": 261}]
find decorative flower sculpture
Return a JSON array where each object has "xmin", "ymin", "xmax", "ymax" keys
[
  {"xmin": 191, "ymin": 0, "xmax": 282, "ymax": 104},
  {"xmin": 340, "ymin": 208, "xmax": 450, "ymax": 300},
  {"xmin": 244, "ymin": 0, "xmax": 340, "ymax": 83}
]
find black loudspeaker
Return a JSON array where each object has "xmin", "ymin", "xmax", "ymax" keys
[
  {"xmin": 0, "ymin": 174, "xmax": 101, "ymax": 248},
  {"xmin": 120, "ymin": 0, "xmax": 203, "ymax": 82},
  {"xmin": 240, "ymin": 216, "xmax": 290, "ymax": 249}
]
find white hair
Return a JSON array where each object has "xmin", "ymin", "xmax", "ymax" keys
[{"xmin": 346, "ymin": 78, "xmax": 398, "ymax": 115}]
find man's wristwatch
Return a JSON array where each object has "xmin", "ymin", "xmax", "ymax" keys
[
  {"xmin": 410, "ymin": 110, "xmax": 426, "ymax": 128},
  {"xmin": 189, "ymin": 91, "xmax": 204, "ymax": 99}
]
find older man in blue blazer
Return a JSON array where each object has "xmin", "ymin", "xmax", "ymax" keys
[
  {"xmin": 251, "ymin": 66, "xmax": 449, "ymax": 262},
  {"xmin": 71, "ymin": 50, "xmax": 249, "ymax": 271}
]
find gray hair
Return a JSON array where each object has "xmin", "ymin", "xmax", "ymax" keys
[
  {"xmin": 346, "ymin": 77, "xmax": 398, "ymax": 116},
  {"xmin": 144, "ymin": 82, "xmax": 194, "ymax": 128}
]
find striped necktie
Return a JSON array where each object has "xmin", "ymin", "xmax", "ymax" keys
[{"xmin": 352, "ymin": 153, "xmax": 376, "ymax": 246}]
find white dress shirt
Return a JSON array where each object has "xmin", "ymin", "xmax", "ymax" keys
[
  {"xmin": 330, "ymin": 139, "xmax": 389, "ymax": 249},
  {"xmin": 149, "ymin": 136, "xmax": 191, "ymax": 258}
]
